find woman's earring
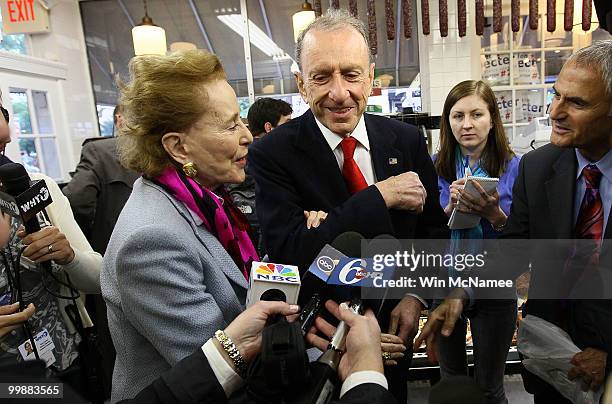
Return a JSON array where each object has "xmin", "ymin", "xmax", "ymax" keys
[{"xmin": 182, "ymin": 162, "xmax": 198, "ymax": 178}]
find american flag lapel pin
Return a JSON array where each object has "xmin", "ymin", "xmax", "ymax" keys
[{"xmin": 388, "ymin": 158, "xmax": 398, "ymax": 165}]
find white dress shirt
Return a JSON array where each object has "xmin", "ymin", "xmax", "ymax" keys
[
  {"xmin": 315, "ymin": 115, "xmax": 428, "ymax": 308},
  {"xmin": 315, "ymin": 115, "xmax": 377, "ymax": 184}
]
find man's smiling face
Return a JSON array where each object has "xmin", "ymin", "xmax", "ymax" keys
[{"xmin": 295, "ymin": 27, "xmax": 374, "ymax": 136}]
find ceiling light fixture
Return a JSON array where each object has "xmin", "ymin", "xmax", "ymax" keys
[
  {"xmin": 292, "ymin": 1, "xmax": 316, "ymax": 42},
  {"xmin": 217, "ymin": 14, "xmax": 290, "ymax": 60},
  {"xmin": 132, "ymin": 0, "xmax": 167, "ymax": 55}
]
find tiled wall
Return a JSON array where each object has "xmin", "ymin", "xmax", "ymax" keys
[{"xmin": 417, "ymin": 0, "xmax": 481, "ymax": 153}]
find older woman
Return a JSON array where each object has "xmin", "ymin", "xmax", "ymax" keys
[{"xmin": 101, "ymin": 50, "xmax": 257, "ymax": 401}]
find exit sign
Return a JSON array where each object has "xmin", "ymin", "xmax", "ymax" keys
[{"xmin": 0, "ymin": 0, "xmax": 50, "ymax": 35}]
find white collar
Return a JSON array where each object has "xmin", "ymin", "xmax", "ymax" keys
[{"xmin": 314, "ymin": 114, "xmax": 370, "ymax": 151}]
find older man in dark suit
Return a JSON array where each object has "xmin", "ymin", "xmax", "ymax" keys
[
  {"xmin": 249, "ymin": 9, "xmax": 447, "ymax": 402},
  {"xmin": 419, "ymin": 40, "xmax": 612, "ymax": 403}
]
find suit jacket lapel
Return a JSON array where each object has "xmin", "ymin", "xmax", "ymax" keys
[
  {"xmin": 545, "ymin": 149, "xmax": 576, "ymax": 238},
  {"xmin": 365, "ymin": 115, "xmax": 405, "ymax": 181},
  {"xmin": 294, "ymin": 110, "xmax": 350, "ymax": 202}
]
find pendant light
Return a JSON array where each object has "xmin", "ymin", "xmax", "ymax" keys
[
  {"xmin": 292, "ymin": 1, "xmax": 316, "ymax": 42},
  {"xmin": 132, "ymin": 0, "xmax": 167, "ymax": 55}
]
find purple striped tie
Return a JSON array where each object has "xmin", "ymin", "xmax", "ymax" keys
[
  {"xmin": 575, "ymin": 164, "xmax": 604, "ymax": 242},
  {"xmin": 561, "ymin": 164, "xmax": 604, "ymax": 296}
]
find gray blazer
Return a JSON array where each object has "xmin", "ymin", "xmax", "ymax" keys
[{"xmin": 101, "ymin": 177, "xmax": 248, "ymax": 402}]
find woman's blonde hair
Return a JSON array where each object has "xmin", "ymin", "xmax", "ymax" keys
[{"xmin": 117, "ymin": 49, "xmax": 226, "ymax": 177}]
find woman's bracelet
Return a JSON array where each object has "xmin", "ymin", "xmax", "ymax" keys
[{"xmin": 214, "ymin": 330, "xmax": 247, "ymax": 376}]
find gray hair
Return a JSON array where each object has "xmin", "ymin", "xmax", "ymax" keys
[
  {"xmin": 566, "ymin": 40, "xmax": 612, "ymax": 100},
  {"xmin": 294, "ymin": 8, "xmax": 372, "ymax": 71}
]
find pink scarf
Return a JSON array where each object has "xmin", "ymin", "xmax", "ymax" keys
[{"xmin": 155, "ymin": 167, "xmax": 258, "ymax": 280}]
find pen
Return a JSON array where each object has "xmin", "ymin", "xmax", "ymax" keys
[{"xmin": 464, "ymin": 155, "xmax": 471, "ymax": 178}]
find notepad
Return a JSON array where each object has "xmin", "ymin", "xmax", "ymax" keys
[{"xmin": 447, "ymin": 176, "xmax": 500, "ymax": 230}]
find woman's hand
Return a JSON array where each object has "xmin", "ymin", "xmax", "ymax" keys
[
  {"xmin": 223, "ymin": 301, "xmax": 300, "ymax": 363},
  {"xmin": 444, "ymin": 178, "xmax": 466, "ymax": 217},
  {"xmin": 304, "ymin": 210, "xmax": 328, "ymax": 229},
  {"xmin": 0, "ymin": 212, "xmax": 11, "ymax": 248},
  {"xmin": 0, "ymin": 302, "xmax": 35, "ymax": 338},
  {"xmin": 18, "ymin": 226, "xmax": 75, "ymax": 265},
  {"xmin": 456, "ymin": 181, "xmax": 507, "ymax": 227}
]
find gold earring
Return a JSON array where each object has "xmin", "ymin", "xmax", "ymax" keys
[{"xmin": 182, "ymin": 162, "xmax": 198, "ymax": 178}]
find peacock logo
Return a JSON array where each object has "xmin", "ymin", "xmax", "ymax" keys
[
  {"xmin": 255, "ymin": 263, "xmax": 297, "ymax": 277},
  {"xmin": 252, "ymin": 262, "xmax": 300, "ymax": 283}
]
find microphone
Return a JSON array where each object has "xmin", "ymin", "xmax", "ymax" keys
[
  {"xmin": 0, "ymin": 163, "xmax": 53, "ymax": 234},
  {"xmin": 288, "ymin": 299, "xmax": 364, "ymax": 404},
  {"xmin": 298, "ymin": 232, "xmax": 365, "ymax": 306},
  {"xmin": 0, "ymin": 163, "xmax": 54, "ymax": 363},
  {"xmin": 246, "ymin": 261, "xmax": 301, "ymax": 307}
]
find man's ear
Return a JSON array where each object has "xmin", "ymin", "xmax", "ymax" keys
[
  {"xmin": 161, "ymin": 132, "xmax": 189, "ymax": 165},
  {"xmin": 295, "ymin": 72, "xmax": 308, "ymax": 102},
  {"xmin": 366, "ymin": 62, "xmax": 376, "ymax": 95},
  {"xmin": 264, "ymin": 122, "xmax": 274, "ymax": 133}
]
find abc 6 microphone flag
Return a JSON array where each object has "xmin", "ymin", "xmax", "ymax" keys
[{"xmin": 246, "ymin": 262, "xmax": 301, "ymax": 307}]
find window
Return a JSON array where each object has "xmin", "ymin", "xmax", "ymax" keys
[
  {"xmin": 9, "ymin": 88, "xmax": 61, "ymax": 179},
  {"xmin": 0, "ymin": 9, "xmax": 27, "ymax": 55},
  {"xmin": 480, "ymin": 12, "xmax": 576, "ymax": 142},
  {"xmin": 97, "ymin": 104, "xmax": 115, "ymax": 137}
]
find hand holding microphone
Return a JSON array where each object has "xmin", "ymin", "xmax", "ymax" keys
[
  {"xmin": 18, "ymin": 226, "xmax": 75, "ymax": 265},
  {"xmin": 305, "ymin": 300, "xmax": 386, "ymax": 382},
  {"xmin": 221, "ymin": 300, "xmax": 300, "ymax": 364}
]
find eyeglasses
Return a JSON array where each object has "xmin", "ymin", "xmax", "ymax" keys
[{"xmin": 0, "ymin": 106, "xmax": 8, "ymax": 124}]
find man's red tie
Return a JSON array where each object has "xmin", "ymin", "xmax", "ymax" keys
[
  {"xmin": 340, "ymin": 136, "xmax": 368, "ymax": 194},
  {"xmin": 561, "ymin": 164, "xmax": 604, "ymax": 295}
]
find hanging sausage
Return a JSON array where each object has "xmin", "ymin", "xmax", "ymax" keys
[
  {"xmin": 511, "ymin": 0, "xmax": 520, "ymax": 32},
  {"xmin": 547, "ymin": 0, "xmax": 556, "ymax": 32},
  {"xmin": 529, "ymin": 0, "xmax": 538, "ymax": 30},
  {"xmin": 475, "ymin": 0, "xmax": 484, "ymax": 36},
  {"xmin": 403, "ymin": 0, "xmax": 412, "ymax": 38},
  {"xmin": 493, "ymin": 0, "xmax": 502, "ymax": 32},
  {"xmin": 368, "ymin": 0, "xmax": 378, "ymax": 55},
  {"xmin": 314, "ymin": 0, "xmax": 322, "ymax": 17},
  {"xmin": 385, "ymin": 0, "xmax": 396, "ymax": 40},
  {"xmin": 564, "ymin": 0, "xmax": 573, "ymax": 31},
  {"xmin": 582, "ymin": 0, "xmax": 592, "ymax": 31},
  {"xmin": 440, "ymin": 0, "xmax": 448, "ymax": 37},
  {"xmin": 458, "ymin": 0, "xmax": 467, "ymax": 37},
  {"xmin": 349, "ymin": 0, "xmax": 358, "ymax": 17},
  {"xmin": 422, "ymin": 0, "xmax": 430, "ymax": 35}
]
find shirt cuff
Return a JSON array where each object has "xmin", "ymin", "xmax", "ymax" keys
[
  {"xmin": 406, "ymin": 293, "xmax": 428, "ymax": 309},
  {"xmin": 201, "ymin": 339, "xmax": 243, "ymax": 397},
  {"xmin": 61, "ymin": 248, "xmax": 83, "ymax": 271},
  {"xmin": 340, "ymin": 371, "xmax": 388, "ymax": 398}
]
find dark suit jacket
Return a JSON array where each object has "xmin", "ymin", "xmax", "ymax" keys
[
  {"xmin": 63, "ymin": 137, "xmax": 139, "ymax": 254},
  {"xmin": 124, "ymin": 349, "xmax": 396, "ymax": 404},
  {"xmin": 62, "ymin": 136, "xmax": 139, "ymax": 399},
  {"xmin": 501, "ymin": 143, "xmax": 612, "ymax": 381},
  {"xmin": 249, "ymin": 110, "xmax": 448, "ymax": 272}
]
